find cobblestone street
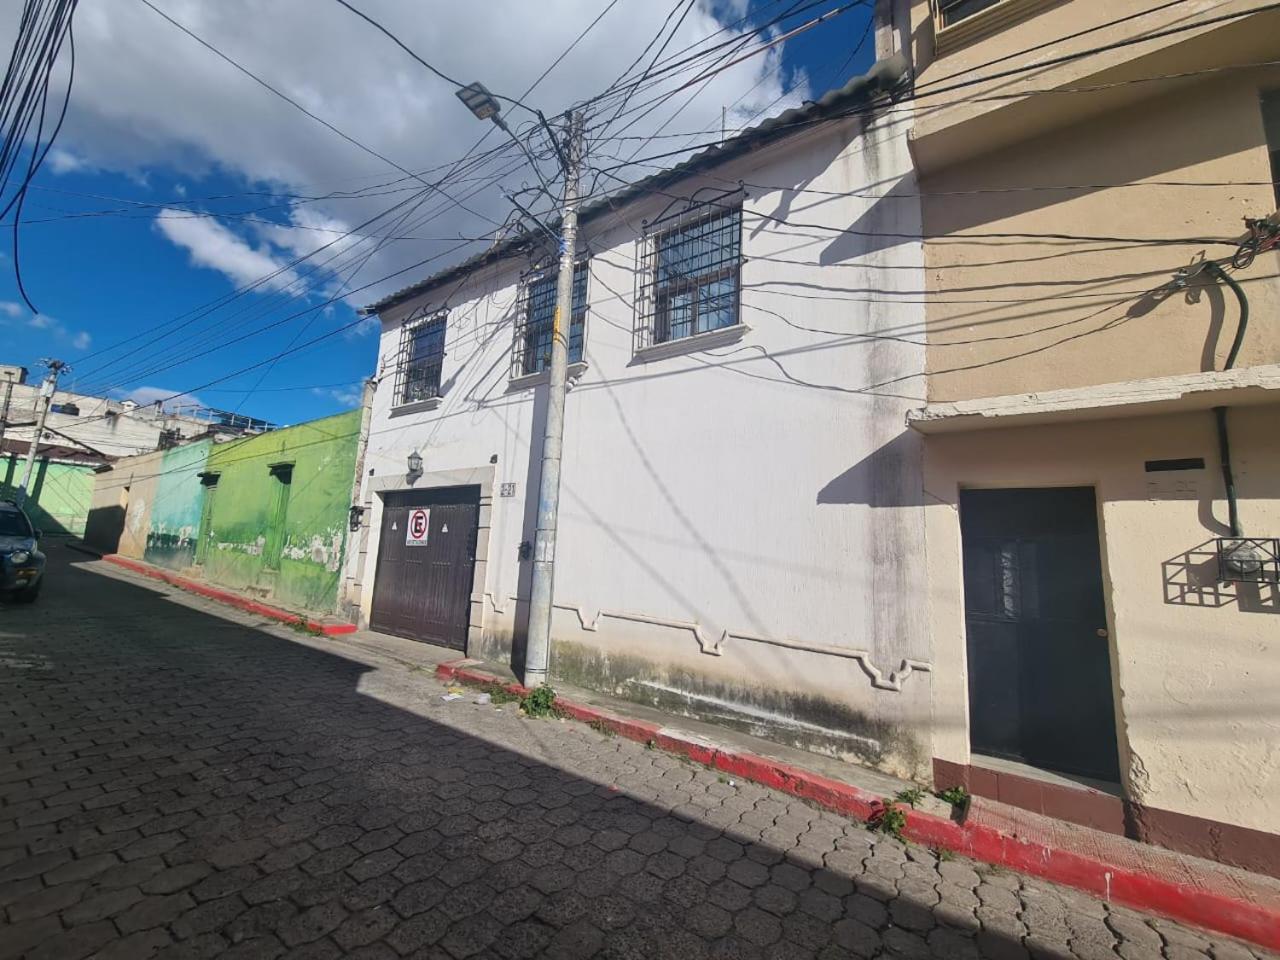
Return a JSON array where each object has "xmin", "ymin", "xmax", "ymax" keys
[{"xmin": 0, "ymin": 546, "xmax": 1272, "ymax": 960}]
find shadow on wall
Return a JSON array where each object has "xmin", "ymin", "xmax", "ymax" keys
[
  {"xmin": 82, "ymin": 504, "xmax": 125, "ymax": 555},
  {"xmin": 509, "ymin": 381, "xmax": 550, "ymax": 675},
  {"xmin": 817, "ymin": 431, "xmax": 925, "ymax": 509},
  {"xmin": 2, "ymin": 458, "xmax": 88, "ymax": 537},
  {"xmin": 1162, "ymin": 538, "xmax": 1279, "ymax": 615}
]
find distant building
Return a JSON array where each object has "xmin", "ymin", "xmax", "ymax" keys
[
  {"xmin": 1, "ymin": 362, "xmax": 279, "ymax": 537},
  {"xmin": 0, "ymin": 362, "xmax": 278, "ymax": 461}
]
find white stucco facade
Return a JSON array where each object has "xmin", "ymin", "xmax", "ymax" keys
[{"xmin": 355, "ymin": 108, "xmax": 932, "ymax": 778}]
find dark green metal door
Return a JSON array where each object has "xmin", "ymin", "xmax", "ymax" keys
[{"xmin": 961, "ymin": 487, "xmax": 1120, "ymax": 782}]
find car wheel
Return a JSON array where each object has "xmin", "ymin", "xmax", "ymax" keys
[{"xmin": 16, "ymin": 580, "xmax": 40, "ymax": 603}]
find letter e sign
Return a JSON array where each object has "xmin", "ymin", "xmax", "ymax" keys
[{"xmin": 405, "ymin": 507, "xmax": 430, "ymax": 546}]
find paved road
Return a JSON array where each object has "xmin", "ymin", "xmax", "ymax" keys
[{"xmin": 0, "ymin": 545, "xmax": 1270, "ymax": 960}]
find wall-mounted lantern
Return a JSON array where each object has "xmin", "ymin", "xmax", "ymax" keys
[{"xmin": 407, "ymin": 449, "xmax": 423, "ymax": 479}]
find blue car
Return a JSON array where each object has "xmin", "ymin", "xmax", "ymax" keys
[{"xmin": 0, "ymin": 500, "xmax": 45, "ymax": 603}]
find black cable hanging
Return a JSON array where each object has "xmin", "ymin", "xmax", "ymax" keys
[{"xmin": 0, "ymin": 0, "xmax": 80, "ymax": 314}]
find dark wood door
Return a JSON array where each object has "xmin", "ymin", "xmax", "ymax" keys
[
  {"xmin": 369, "ymin": 486, "xmax": 479, "ymax": 650},
  {"xmin": 961, "ymin": 487, "xmax": 1120, "ymax": 782}
]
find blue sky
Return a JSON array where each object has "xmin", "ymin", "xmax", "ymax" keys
[{"xmin": 1, "ymin": 0, "xmax": 873, "ymax": 426}]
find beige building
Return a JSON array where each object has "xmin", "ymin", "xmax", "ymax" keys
[{"xmin": 897, "ymin": 0, "xmax": 1280, "ymax": 873}]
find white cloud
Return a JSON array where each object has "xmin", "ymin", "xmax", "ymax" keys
[
  {"xmin": 154, "ymin": 209, "xmax": 299, "ymax": 290},
  {"xmin": 1, "ymin": 303, "xmax": 93, "ymax": 350},
  {"xmin": 10, "ymin": 0, "xmax": 810, "ymax": 308},
  {"xmin": 114, "ymin": 385, "xmax": 204, "ymax": 410},
  {"xmin": 46, "ymin": 147, "xmax": 89, "ymax": 174},
  {"xmin": 312, "ymin": 384, "xmax": 363, "ymax": 407}
]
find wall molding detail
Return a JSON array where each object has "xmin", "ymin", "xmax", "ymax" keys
[{"xmin": 477, "ymin": 592, "xmax": 931, "ymax": 691}]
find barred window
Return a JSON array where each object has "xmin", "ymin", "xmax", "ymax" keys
[
  {"xmin": 637, "ymin": 206, "xmax": 742, "ymax": 350},
  {"xmin": 395, "ymin": 312, "xmax": 446, "ymax": 405},
  {"xmin": 512, "ymin": 262, "xmax": 589, "ymax": 378},
  {"xmin": 937, "ymin": 0, "xmax": 1004, "ymax": 27}
]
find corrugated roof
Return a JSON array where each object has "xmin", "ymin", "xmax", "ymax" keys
[{"xmin": 362, "ymin": 52, "xmax": 910, "ymax": 316}]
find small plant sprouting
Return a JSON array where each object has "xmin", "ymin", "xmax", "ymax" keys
[
  {"xmin": 894, "ymin": 787, "xmax": 926, "ymax": 808},
  {"xmin": 932, "ymin": 846, "xmax": 955, "ymax": 862},
  {"xmin": 588, "ymin": 719, "xmax": 616, "ymax": 738},
  {"xmin": 645, "ymin": 739, "xmax": 656, "ymax": 750},
  {"xmin": 937, "ymin": 785, "xmax": 971, "ymax": 811},
  {"xmin": 870, "ymin": 799, "xmax": 908, "ymax": 841},
  {"xmin": 488, "ymin": 686, "xmax": 520, "ymax": 705},
  {"xmin": 521, "ymin": 685, "xmax": 557, "ymax": 718}
]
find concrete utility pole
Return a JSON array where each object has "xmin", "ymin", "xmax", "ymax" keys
[
  {"xmin": 16, "ymin": 359, "xmax": 66, "ymax": 507},
  {"xmin": 523, "ymin": 111, "xmax": 584, "ymax": 688}
]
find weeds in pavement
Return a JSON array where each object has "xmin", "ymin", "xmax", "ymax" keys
[
  {"xmin": 588, "ymin": 719, "xmax": 616, "ymax": 738},
  {"xmin": 488, "ymin": 686, "xmax": 521, "ymax": 705},
  {"xmin": 938, "ymin": 785, "xmax": 971, "ymax": 813},
  {"xmin": 894, "ymin": 787, "xmax": 927, "ymax": 808},
  {"xmin": 521, "ymin": 685, "xmax": 557, "ymax": 718},
  {"xmin": 870, "ymin": 799, "xmax": 908, "ymax": 841}
]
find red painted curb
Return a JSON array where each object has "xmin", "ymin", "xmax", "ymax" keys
[
  {"xmin": 100, "ymin": 554, "xmax": 357, "ymax": 637},
  {"xmin": 434, "ymin": 661, "xmax": 1280, "ymax": 950}
]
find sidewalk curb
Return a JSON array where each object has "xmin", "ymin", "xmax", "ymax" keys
[
  {"xmin": 436, "ymin": 660, "xmax": 1280, "ymax": 951},
  {"xmin": 73, "ymin": 544, "xmax": 357, "ymax": 637}
]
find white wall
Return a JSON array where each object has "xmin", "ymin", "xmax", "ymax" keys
[
  {"xmin": 360, "ymin": 112, "xmax": 933, "ymax": 778},
  {"xmin": 1, "ymin": 383, "xmax": 212, "ymax": 459}
]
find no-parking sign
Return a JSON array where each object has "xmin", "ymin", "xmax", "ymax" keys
[{"xmin": 405, "ymin": 507, "xmax": 430, "ymax": 546}]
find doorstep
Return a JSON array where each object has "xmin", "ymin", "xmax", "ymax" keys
[
  {"xmin": 434, "ymin": 656, "xmax": 1280, "ymax": 951},
  {"xmin": 66, "ymin": 542, "xmax": 357, "ymax": 637}
]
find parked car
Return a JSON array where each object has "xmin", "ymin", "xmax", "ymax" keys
[{"xmin": 0, "ymin": 500, "xmax": 45, "ymax": 603}]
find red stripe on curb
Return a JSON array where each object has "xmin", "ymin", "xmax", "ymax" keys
[
  {"xmin": 434, "ymin": 660, "xmax": 1280, "ymax": 950},
  {"xmin": 99, "ymin": 554, "xmax": 356, "ymax": 637}
]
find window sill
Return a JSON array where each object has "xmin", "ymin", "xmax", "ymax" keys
[
  {"xmin": 934, "ymin": 0, "xmax": 1062, "ymax": 55},
  {"xmin": 390, "ymin": 396, "xmax": 442, "ymax": 417},
  {"xmin": 507, "ymin": 361, "xmax": 588, "ymax": 393},
  {"xmin": 632, "ymin": 323, "xmax": 750, "ymax": 364}
]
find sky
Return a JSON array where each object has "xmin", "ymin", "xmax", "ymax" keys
[{"xmin": 0, "ymin": 0, "xmax": 875, "ymax": 426}]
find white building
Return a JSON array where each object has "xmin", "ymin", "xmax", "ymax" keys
[
  {"xmin": 348, "ymin": 54, "xmax": 934, "ymax": 779},
  {"xmin": 0, "ymin": 363, "xmax": 274, "ymax": 461}
]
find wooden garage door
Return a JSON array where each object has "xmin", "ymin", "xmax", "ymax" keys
[{"xmin": 369, "ymin": 486, "xmax": 479, "ymax": 650}]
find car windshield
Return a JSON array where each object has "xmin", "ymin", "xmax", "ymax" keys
[{"xmin": 0, "ymin": 511, "xmax": 32, "ymax": 537}]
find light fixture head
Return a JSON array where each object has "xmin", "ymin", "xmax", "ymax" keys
[
  {"xmin": 456, "ymin": 82, "xmax": 501, "ymax": 121},
  {"xmin": 407, "ymin": 449, "xmax": 423, "ymax": 476}
]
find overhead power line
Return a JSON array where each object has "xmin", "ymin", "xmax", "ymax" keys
[
  {"xmin": 1, "ymin": 0, "xmax": 79, "ymax": 312},
  {"xmin": 137, "ymin": 0, "xmax": 499, "ymax": 227}
]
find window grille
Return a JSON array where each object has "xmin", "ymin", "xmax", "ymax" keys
[
  {"xmin": 634, "ymin": 205, "xmax": 742, "ymax": 353},
  {"xmin": 511, "ymin": 261, "xmax": 588, "ymax": 378},
  {"xmin": 394, "ymin": 311, "xmax": 446, "ymax": 405}
]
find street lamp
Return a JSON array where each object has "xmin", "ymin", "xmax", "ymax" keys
[
  {"xmin": 406, "ymin": 450, "xmax": 423, "ymax": 479},
  {"xmin": 456, "ymin": 82, "xmax": 502, "ymax": 122}
]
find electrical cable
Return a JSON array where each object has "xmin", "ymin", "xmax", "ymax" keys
[{"xmin": 137, "ymin": 0, "xmax": 499, "ymax": 227}]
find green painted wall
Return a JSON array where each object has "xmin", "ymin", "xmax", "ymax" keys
[
  {"xmin": 1, "ymin": 454, "xmax": 94, "ymax": 536},
  {"xmin": 202, "ymin": 411, "xmax": 359, "ymax": 613},
  {"xmin": 144, "ymin": 439, "xmax": 212, "ymax": 571}
]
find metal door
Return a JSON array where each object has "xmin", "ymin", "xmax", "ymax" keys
[
  {"xmin": 960, "ymin": 487, "xmax": 1120, "ymax": 782},
  {"xmin": 369, "ymin": 486, "xmax": 479, "ymax": 649}
]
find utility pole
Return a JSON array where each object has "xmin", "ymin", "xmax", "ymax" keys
[
  {"xmin": 16, "ymin": 359, "xmax": 66, "ymax": 508},
  {"xmin": 523, "ymin": 111, "xmax": 584, "ymax": 688}
]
